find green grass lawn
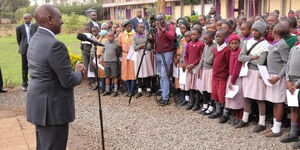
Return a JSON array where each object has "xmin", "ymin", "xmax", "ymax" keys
[{"xmin": 0, "ymin": 33, "xmax": 81, "ymax": 87}]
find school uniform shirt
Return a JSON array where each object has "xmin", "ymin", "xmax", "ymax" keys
[
  {"xmin": 240, "ymin": 35, "xmax": 252, "ymax": 49},
  {"xmin": 286, "ymin": 45, "xmax": 300, "ymax": 87},
  {"xmin": 267, "ymin": 39, "xmax": 290, "ymax": 75},
  {"xmin": 102, "ymin": 39, "xmax": 121, "ymax": 62},
  {"xmin": 184, "ymin": 40, "xmax": 205, "ymax": 65},
  {"xmin": 198, "ymin": 43, "xmax": 216, "ymax": 69},
  {"xmin": 238, "ymin": 38, "xmax": 270, "ymax": 70},
  {"xmin": 118, "ymin": 30, "xmax": 136, "ymax": 81},
  {"xmin": 229, "ymin": 48, "xmax": 243, "ymax": 84},
  {"xmin": 212, "ymin": 43, "xmax": 231, "ymax": 81}
]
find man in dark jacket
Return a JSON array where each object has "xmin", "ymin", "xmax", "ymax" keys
[
  {"xmin": 27, "ymin": 5, "xmax": 85, "ymax": 149},
  {"xmin": 206, "ymin": 6, "xmax": 222, "ymax": 22},
  {"xmin": 16, "ymin": 13, "xmax": 38, "ymax": 91},
  {"xmin": 86, "ymin": 11, "xmax": 101, "ymax": 30},
  {"xmin": 131, "ymin": 10, "xmax": 149, "ymax": 32}
]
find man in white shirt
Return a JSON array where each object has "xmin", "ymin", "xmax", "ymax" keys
[
  {"xmin": 86, "ymin": 11, "xmax": 101, "ymax": 30},
  {"xmin": 16, "ymin": 14, "xmax": 38, "ymax": 91}
]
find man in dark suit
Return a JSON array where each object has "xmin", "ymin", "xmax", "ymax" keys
[
  {"xmin": 86, "ymin": 11, "xmax": 101, "ymax": 30},
  {"xmin": 131, "ymin": 10, "xmax": 149, "ymax": 32},
  {"xmin": 27, "ymin": 5, "xmax": 86, "ymax": 150},
  {"xmin": 206, "ymin": 6, "xmax": 222, "ymax": 22},
  {"xmin": 0, "ymin": 67, "xmax": 7, "ymax": 93},
  {"xmin": 16, "ymin": 14, "xmax": 38, "ymax": 91}
]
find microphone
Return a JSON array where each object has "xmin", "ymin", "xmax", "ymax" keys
[{"xmin": 77, "ymin": 33, "xmax": 104, "ymax": 46}]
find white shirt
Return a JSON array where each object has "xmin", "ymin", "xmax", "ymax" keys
[
  {"xmin": 92, "ymin": 21, "xmax": 99, "ymax": 28},
  {"xmin": 217, "ymin": 43, "xmax": 227, "ymax": 52},
  {"xmin": 136, "ymin": 17, "xmax": 143, "ymax": 23},
  {"xmin": 39, "ymin": 27, "xmax": 56, "ymax": 38},
  {"xmin": 25, "ymin": 24, "xmax": 31, "ymax": 43}
]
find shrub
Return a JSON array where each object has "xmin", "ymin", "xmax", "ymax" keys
[
  {"xmin": 62, "ymin": 13, "xmax": 89, "ymax": 34},
  {"xmin": 188, "ymin": 15, "xmax": 199, "ymax": 23},
  {"xmin": 69, "ymin": 52, "xmax": 82, "ymax": 70}
]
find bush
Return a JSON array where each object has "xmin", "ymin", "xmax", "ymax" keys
[
  {"xmin": 69, "ymin": 52, "xmax": 82, "ymax": 70},
  {"xmin": 188, "ymin": 15, "xmax": 199, "ymax": 23},
  {"xmin": 56, "ymin": 4, "xmax": 103, "ymax": 20},
  {"xmin": 62, "ymin": 13, "xmax": 89, "ymax": 34}
]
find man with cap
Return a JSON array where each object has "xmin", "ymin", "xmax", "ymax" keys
[{"xmin": 153, "ymin": 14, "xmax": 176, "ymax": 106}]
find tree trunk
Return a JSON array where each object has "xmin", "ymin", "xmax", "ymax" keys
[
  {"xmin": 180, "ymin": 0, "xmax": 184, "ymax": 17},
  {"xmin": 156, "ymin": 0, "xmax": 165, "ymax": 14}
]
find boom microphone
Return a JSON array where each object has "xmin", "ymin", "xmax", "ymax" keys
[{"xmin": 77, "ymin": 33, "xmax": 104, "ymax": 46}]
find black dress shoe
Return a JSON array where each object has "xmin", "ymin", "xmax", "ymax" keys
[
  {"xmin": 252, "ymin": 125, "xmax": 266, "ymax": 133},
  {"xmin": 159, "ymin": 100, "xmax": 169, "ymax": 106},
  {"xmin": 0, "ymin": 88, "xmax": 7, "ymax": 93},
  {"xmin": 281, "ymin": 134, "xmax": 298, "ymax": 143},
  {"xmin": 179, "ymin": 100, "xmax": 188, "ymax": 106},
  {"xmin": 235, "ymin": 120, "xmax": 248, "ymax": 128},
  {"xmin": 135, "ymin": 92, "xmax": 142, "ymax": 98},
  {"xmin": 219, "ymin": 115, "xmax": 229, "ymax": 123},
  {"xmin": 102, "ymin": 91, "xmax": 111, "ymax": 96},
  {"xmin": 207, "ymin": 111, "xmax": 222, "ymax": 119}
]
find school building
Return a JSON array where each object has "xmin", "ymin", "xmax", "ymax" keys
[{"xmin": 102, "ymin": 0, "xmax": 300, "ymax": 21}]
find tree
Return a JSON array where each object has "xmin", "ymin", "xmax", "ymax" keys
[
  {"xmin": 0, "ymin": 0, "xmax": 29, "ymax": 23},
  {"xmin": 0, "ymin": 0, "xmax": 10, "ymax": 22}
]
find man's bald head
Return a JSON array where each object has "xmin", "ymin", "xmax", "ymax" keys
[
  {"xmin": 35, "ymin": 5, "xmax": 63, "ymax": 34},
  {"xmin": 23, "ymin": 13, "xmax": 32, "ymax": 24}
]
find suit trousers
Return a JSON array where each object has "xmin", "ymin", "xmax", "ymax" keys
[
  {"xmin": 21, "ymin": 53, "xmax": 28, "ymax": 87},
  {"xmin": 0, "ymin": 67, "xmax": 3, "ymax": 89},
  {"xmin": 36, "ymin": 124, "xmax": 69, "ymax": 150}
]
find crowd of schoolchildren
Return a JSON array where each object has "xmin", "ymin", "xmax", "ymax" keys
[{"xmin": 81, "ymin": 9, "xmax": 300, "ymax": 148}]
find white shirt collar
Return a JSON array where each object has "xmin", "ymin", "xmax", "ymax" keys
[
  {"xmin": 136, "ymin": 17, "xmax": 143, "ymax": 23},
  {"xmin": 92, "ymin": 21, "xmax": 99, "ymax": 27},
  {"xmin": 39, "ymin": 27, "xmax": 56, "ymax": 38},
  {"xmin": 217, "ymin": 43, "xmax": 227, "ymax": 52}
]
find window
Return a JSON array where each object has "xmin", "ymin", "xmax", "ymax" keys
[{"xmin": 126, "ymin": 9, "xmax": 131, "ymax": 19}]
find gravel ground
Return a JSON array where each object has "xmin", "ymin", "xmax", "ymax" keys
[{"xmin": 0, "ymin": 80, "xmax": 296, "ymax": 150}]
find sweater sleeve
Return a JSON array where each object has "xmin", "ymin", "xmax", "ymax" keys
[
  {"xmin": 184, "ymin": 44, "xmax": 190, "ymax": 64},
  {"xmin": 192, "ymin": 43, "xmax": 205, "ymax": 66},
  {"xmin": 199, "ymin": 51, "xmax": 205, "ymax": 69},
  {"xmin": 285, "ymin": 48, "xmax": 294, "ymax": 81},
  {"xmin": 250, "ymin": 51, "xmax": 268, "ymax": 66},
  {"xmin": 132, "ymin": 37, "xmax": 138, "ymax": 51},
  {"xmin": 230, "ymin": 56, "xmax": 243, "ymax": 84},
  {"xmin": 278, "ymin": 47, "xmax": 290, "ymax": 77},
  {"xmin": 238, "ymin": 44, "xmax": 251, "ymax": 62},
  {"xmin": 163, "ymin": 24, "xmax": 176, "ymax": 41}
]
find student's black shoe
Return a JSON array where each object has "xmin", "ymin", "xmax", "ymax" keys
[
  {"xmin": 179, "ymin": 100, "xmax": 188, "ymax": 106},
  {"xmin": 252, "ymin": 125, "xmax": 266, "ymax": 133},
  {"xmin": 219, "ymin": 115, "xmax": 229, "ymax": 124},
  {"xmin": 22, "ymin": 86, "xmax": 27, "ymax": 91},
  {"xmin": 0, "ymin": 88, "xmax": 7, "ymax": 93},
  {"xmin": 235, "ymin": 121, "xmax": 248, "ymax": 128},
  {"xmin": 280, "ymin": 134, "xmax": 298, "ymax": 143},
  {"xmin": 103, "ymin": 91, "xmax": 110, "ymax": 96},
  {"xmin": 228, "ymin": 118, "xmax": 239, "ymax": 125},
  {"xmin": 159, "ymin": 100, "xmax": 169, "ymax": 106},
  {"xmin": 112, "ymin": 91, "xmax": 118, "ymax": 97},
  {"xmin": 146, "ymin": 92, "xmax": 152, "ymax": 97},
  {"xmin": 135, "ymin": 92, "xmax": 142, "ymax": 98},
  {"xmin": 99, "ymin": 88, "xmax": 104, "ymax": 93},
  {"xmin": 198, "ymin": 108, "xmax": 207, "ymax": 114},
  {"xmin": 207, "ymin": 111, "xmax": 222, "ymax": 119},
  {"xmin": 293, "ymin": 140, "xmax": 300, "ymax": 149}
]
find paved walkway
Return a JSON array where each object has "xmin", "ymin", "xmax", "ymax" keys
[{"xmin": 0, "ymin": 115, "xmax": 36, "ymax": 150}]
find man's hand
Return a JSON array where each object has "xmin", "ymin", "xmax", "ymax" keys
[
  {"xmin": 268, "ymin": 76, "xmax": 281, "ymax": 85},
  {"xmin": 75, "ymin": 62, "xmax": 87, "ymax": 74}
]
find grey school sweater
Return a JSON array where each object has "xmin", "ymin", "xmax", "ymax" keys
[
  {"xmin": 267, "ymin": 39, "xmax": 290, "ymax": 75},
  {"xmin": 198, "ymin": 43, "xmax": 216, "ymax": 69},
  {"xmin": 286, "ymin": 45, "xmax": 300, "ymax": 87},
  {"xmin": 102, "ymin": 40, "xmax": 121, "ymax": 62},
  {"xmin": 238, "ymin": 39, "xmax": 269, "ymax": 70}
]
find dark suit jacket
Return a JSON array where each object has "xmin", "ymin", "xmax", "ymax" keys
[
  {"xmin": 131, "ymin": 17, "xmax": 149, "ymax": 32},
  {"xmin": 27, "ymin": 28, "xmax": 82, "ymax": 126},
  {"xmin": 16, "ymin": 23, "xmax": 38, "ymax": 55},
  {"xmin": 86, "ymin": 21, "xmax": 101, "ymax": 30}
]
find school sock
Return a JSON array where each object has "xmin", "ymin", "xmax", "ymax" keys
[
  {"xmin": 242, "ymin": 111, "xmax": 250, "ymax": 123},
  {"xmin": 271, "ymin": 118, "xmax": 276, "ymax": 131},
  {"xmin": 138, "ymin": 88, "xmax": 142, "ymax": 93},
  {"xmin": 258, "ymin": 115, "xmax": 266, "ymax": 126},
  {"xmin": 290, "ymin": 122, "xmax": 298, "ymax": 136},
  {"xmin": 147, "ymin": 88, "xmax": 151, "ymax": 92},
  {"xmin": 106, "ymin": 86, "xmax": 110, "ymax": 92},
  {"xmin": 114, "ymin": 84, "xmax": 118, "ymax": 92},
  {"xmin": 223, "ymin": 108, "xmax": 229, "ymax": 116},
  {"xmin": 272, "ymin": 120, "xmax": 282, "ymax": 133},
  {"xmin": 203, "ymin": 104, "xmax": 208, "ymax": 109},
  {"xmin": 185, "ymin": 95, "xmax": 190, "ymax": 102}
]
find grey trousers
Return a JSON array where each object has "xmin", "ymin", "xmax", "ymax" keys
[{"xmin": 35, "ymin": 124, "xmax": 69, "ymax": 150}]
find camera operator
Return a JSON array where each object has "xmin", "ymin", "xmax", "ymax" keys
[{"xmin": 153, "ymin": 14, "xmax": 176, "ymax": 106}]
